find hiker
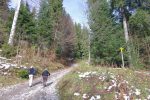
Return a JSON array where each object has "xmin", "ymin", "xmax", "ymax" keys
[
  {"xmin": 42, "ymin": 68, "xmax": 50, "ymax": 87},
  {"xmin": 28, "ymin": 66, "xmax": 35, "ymax": 87}
]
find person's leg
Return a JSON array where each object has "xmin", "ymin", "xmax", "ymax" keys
[
  {"xmin": 42, "ymin": 76, "xmax": 45, "ymax": 86},
  {"xmin": 45, "ymin": 76, "xmax": 48, "ymax": 85},
  {"xmin": 29, "ymin": 75, "xmax": 33, "ymax": 87},
  {"xmin": 42, "ymin": 76, "xmax": 48, "ymax": 87}
]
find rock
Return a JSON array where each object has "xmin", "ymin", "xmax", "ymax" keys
[
  {"xmin": 1, "ymin": 63, "xmax": 11, "ymax": 69},
  {"xmin": 135, "ymin": 89, "xmax": 141, "ymax": 96},
  {"xmin": 3, "ymin": 72, "xmax": 8, "ymax": 75},
  {"xmin": 0, "ymin": 66, "xmax": 4, "ymax": 69},
  {"xmin": 74, "ymin": 92, "xmax": 80, "ymax": 96},
  {"xmin": 147, "ymin": 95, "xmax": 150, "ymax": 100},
  {"xmin": 0, "ymin": 57, "xmax": 7, "ymax": 60},
  {"xmin": 23, "ymin": 66, "xmax": 27, "ymax": 69},
  {"xmin": 95, "ymin": 95, "xmax": 101, "ymax": 99},
  {"xmin": 14, "ymin": 65, "xmax": 20, "ymax": 69},
  {"xmin": 16, "ymin": 55, "xmax": 22, "ymax": 58},
  {"xmin": 83, "ymin": 93, "xmax": 88, "ymax": 99},
  {"xmin": 20, "ymin": 65, "xmax": 27, "ymax": 69},
  {"xmin": 90, "ymin": 96, "xmax": 96, "ymax": 100},
  {"xmin": 11, "ymin": 64, "xmax": 17, "ymax": 67}
]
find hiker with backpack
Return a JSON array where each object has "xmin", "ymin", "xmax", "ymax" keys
[
  {"xmin": 42, "ymin": 68, "xmax": 50, "ymax": 87},
  {"xmin": 28, "ymin": 66, "xmax": 35, "ymax": 87}
]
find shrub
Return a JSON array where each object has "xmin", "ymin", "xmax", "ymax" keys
[
  {"xmin": 1, "ymin": 44, "xmax": 17, "ymax": 58},
  {"xmin": 18, "ymin": 70, "xmax": 28, "ymax": 79}
]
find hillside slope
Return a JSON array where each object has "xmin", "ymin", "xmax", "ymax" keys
[{"xmin": 58, "ymin": 61, "xmax": 150, "ymax": 100}]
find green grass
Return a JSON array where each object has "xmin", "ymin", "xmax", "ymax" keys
[{"xmin": 58, "ymin": 61, "xmax": 150, "ymax": 100}]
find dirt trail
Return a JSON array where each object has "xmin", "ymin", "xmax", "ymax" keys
[{"xmin": 0, "ymin": 68, "xmax": 73, "ymax": 100}]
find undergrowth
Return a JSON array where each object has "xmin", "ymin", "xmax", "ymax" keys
[{"xmin": 58, "ymin": 61, "xmax": 150, "ymax": 100}]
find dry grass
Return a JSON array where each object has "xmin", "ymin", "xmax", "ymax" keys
[
  {"xmin": 58, "ymin": 61, "xmax": 150, "ymax": 100},
  {"xmin": 0, "ymin": 74, "xmax": 26, "ymax": 88},
  {"xmin": 0, "ymin": 47, "xmax": 66, "ymax": 88},
  {"xmin": 13, "ymin": 46, "xmax": 66, "ymax": 72}
]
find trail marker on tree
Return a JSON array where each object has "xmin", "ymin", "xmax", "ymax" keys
[{"xmin": 120, "ymin": 47, "xmax": 125, "ymax": 68}]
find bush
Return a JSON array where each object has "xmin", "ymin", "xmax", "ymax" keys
[
  {"xmin": 18, "ymin": 70, "xmax": 28, "ymax": 79},
  {"xmin": 1, "ymin": 44, "xmax": 17, "ymax": 58}
]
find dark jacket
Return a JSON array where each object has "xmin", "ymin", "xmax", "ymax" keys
[
  {"xmin": 42, "ymin": 70, "xmax": 50, "ymax": 76},
  {"xmin": 29, "ymin": 68, "xmax": 35, "ymax": 75}
]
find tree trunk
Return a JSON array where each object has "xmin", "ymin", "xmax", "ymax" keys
[
  {"xmin": 121, "ymin": 51, "xmax": 125, "ymax": 68},
  {"xmin": 123, "ymin": 14, "xmax": 132, "ymax": 67},
  {"xmin": 88, "ymin": 32, "xmax": 91, "ymax": 65},
  {"xmin": 8, "ymin": 0, "xmax": 21, "ymax": 46}
]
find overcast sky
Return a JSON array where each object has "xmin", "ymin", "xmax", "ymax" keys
[{"xmin": 10, "ymin": 0, "xmax": 88, "ymax": 26}]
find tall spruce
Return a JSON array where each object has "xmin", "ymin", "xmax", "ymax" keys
[
  {"xmin": 13, "ymin": 3, "xmax": 36, "ymax": 45},
  {"xmin": 87, "ymin": 0, "xmax": 150, "ymax": 68},
  {"xmin": 74, "ymin": 23, "xmax": 89, "ymax": 59},
  {"xmin": 88, "ymin": 0, "xmax": 125, "ymax": 66},
  {"xmin": 37, "ymin": 0, "xmax": 63, "ymax": 49},
  {"xmin": 110, "ymin": 0, "xmax": 150, "ymax": 68},
  {"xmin": 0, "ymin": 0, "xmax": 9, "ymax": 46}
]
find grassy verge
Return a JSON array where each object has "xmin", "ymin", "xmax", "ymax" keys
[
  {"xmin": 58, "ymin": 61, "xmax": 150, "ymax": 100},
  {"xmin": 0, "ymin": 74, "xmax": 26, "ymax": 88}
]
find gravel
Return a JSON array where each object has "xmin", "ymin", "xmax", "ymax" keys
[{"xmin": 0, "ymin": 68, "xmax": 72, "ymax": 100}]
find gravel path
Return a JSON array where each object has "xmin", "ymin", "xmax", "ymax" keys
[{"xmin": 0, "ymin": 68, "xmax": 73, "ymax": 100}]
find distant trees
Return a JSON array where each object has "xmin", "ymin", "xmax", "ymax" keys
[
  {"xmin": 0, "ymin": 0, "xmax": 89, "ymax": 64},
  {"xmin": 129, "ymin": 8, "xmax": 150, "ymax": 68},
  {"xmin": 37, "ymin": 0, "xmax": 63, "ymax": 49},
  {"xmin": 6, "ymin": 0, "xmax": 64, "ymax": 48},
  {"xmin": 87, "ymin": 0, "xmax": 150, "ymax": 68},
  {"xmin": 37, "ymin": 0, "xmax": 89, "ymax": 63},
  {"xmin": 6, "ymin": 2, "xmax": 37, "ymax": 46},
  {"xmin": 1, "ymin": 0, "xmax": 149, "ymax": 69},
  {"xmin": 88, "ymin": 0, "xmax": 125, "ymax": 66},
  {"xmin": 56, "ymin": 10, "xmax": 75, "ymax": 63},
  {"xmin": 74, "ymin": 23, "xmax": 89, "ymax": 59},
  {"xmin": 110, "ymin": 0, "xmax": 150, "ymax": 68},
  {"xmin": 16, "ymin": 3, "xmax": 36, "ymax": 44},
  {"xmin": 1, "ymin": 0, "xmax": 89, "ymax": 65},
  {"xmin": 0, "ymin": 0, "xmax": 9, "ymax": 47}
]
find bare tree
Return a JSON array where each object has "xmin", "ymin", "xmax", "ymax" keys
[
  {"xmin": 8, "ymin": 0, "xmax": 22, "ymax": 46},
  {"xmin": 123, "ymin": 14, "xmax": 132, "ymax": 66},
  {"xmin": 88, "ymin": 31, "xmax": 91, "ymax": 65}
]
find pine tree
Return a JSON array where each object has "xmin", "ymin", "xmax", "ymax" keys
[
  {"xmin": 37, "ymin": 0, "xmax": 63, "ymax": 49},
  {"xmin": 110, "ymin": 0, "xmax": 150, "ymax": 68},
  {"xmin": 88, "ymin": 0, "xmax": 125, "ymax": 66},
  {"xmin": 0, "ymin": 0, "xmax": 9, "ymax": 46},
  {"xmin": 74, "ymin": 23, "xmax": 89, "ymax": 59},
  {"xmin": 87, "ymin": 0, "xmax": 150, "ymax": 68}
]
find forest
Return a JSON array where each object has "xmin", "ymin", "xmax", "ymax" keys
[
  {"xmin": 0, "ymin": 0, "xmax": 150, "ymax": 69},
  {"xmin": 0, "ymin": 0, "xmax": 150, "ymax": 100},
  {"xmin": 0, "ymin": 0, "xmax": 89, "ymax": 67},
  {"xmin": 88, "ymin": 0, "xmax": 150, "ymax": 69}
]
